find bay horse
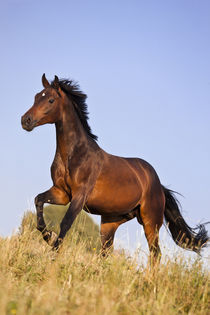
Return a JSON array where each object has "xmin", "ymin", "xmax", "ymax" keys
[{"xmin": 21, "ymin": 74, "xmax": 208, "ymax": 262}]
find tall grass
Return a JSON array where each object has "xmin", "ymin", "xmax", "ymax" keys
[{"xmin": 0, "ymin": 209, "xmax": 209, "ymax": 314}]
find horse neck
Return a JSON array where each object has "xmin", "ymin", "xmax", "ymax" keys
[{"xmin": 55, "ymin": 101, "xmax": 89, "ymax": 162}]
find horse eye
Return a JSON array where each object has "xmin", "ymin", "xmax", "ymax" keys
[{"xmin": 49, "ymin": 98, "xmax": 54, "ymax": 104}]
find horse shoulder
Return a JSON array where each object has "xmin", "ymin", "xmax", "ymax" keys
[{"xmin": 50, "ymin": 151, "xmax": 68, "ymax": 191}]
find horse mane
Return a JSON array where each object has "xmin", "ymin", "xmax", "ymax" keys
[{"xmin": 51, "ymin": 78, "xmax": 98, "ymax": 141}]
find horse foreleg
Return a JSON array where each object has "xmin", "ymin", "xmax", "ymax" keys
[
  {"xmin": 52, "ymin": 192, "xmax": 86, "ymax": 250},
  {"xmin": 35, "ymin": 186, "xmax": 69, "ymax": 245}
]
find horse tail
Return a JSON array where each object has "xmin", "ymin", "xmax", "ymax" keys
[{"xmin": 162, "ymin": 186, "xmax": 209, "ymax": 253}]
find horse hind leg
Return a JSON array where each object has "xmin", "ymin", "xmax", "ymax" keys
[
  {"xmin": 100, "ymin": 213, "xmax": 135, "ymax": 257},
  {"xmin": 140, "ymin": 195, "xmax": 165, "ymax": 265}
]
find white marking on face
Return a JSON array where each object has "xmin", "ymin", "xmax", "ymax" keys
[{"xmin": 42, "ymin": 92, "xmax": 46, "ymax": 97}]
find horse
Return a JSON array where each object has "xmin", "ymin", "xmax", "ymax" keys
[{"xmin": 21, "ymin": 74, "xmax": 208, "ymax": 263}]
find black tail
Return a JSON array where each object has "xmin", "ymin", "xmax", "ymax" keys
[{"xmin": 163, "ymin": 186, "xmax": 209, "ymax": 253}]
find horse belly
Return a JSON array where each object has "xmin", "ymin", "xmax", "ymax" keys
[{"xmin": 87, "ymin": 169, "xmax": 141, "ymax": 215}]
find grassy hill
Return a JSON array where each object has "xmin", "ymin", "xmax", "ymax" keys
[
  {"xmin": 0, "ymin": 208, "xmax": 209, "ymax": 314},
  {"xmin": 20, "ymin": 205, "xmax": 101, "ymax": 252}
]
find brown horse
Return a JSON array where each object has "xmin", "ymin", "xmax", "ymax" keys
[{"xmin": 21, "ymin": 74, "xmax": 208, "ymax": 262}]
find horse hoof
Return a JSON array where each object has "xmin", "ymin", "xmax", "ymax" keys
[
  {"xmin": 47, "ymin": 231, "xmax": 58, "ymax": 246},
  {"xmin": 43, "ymin": 231, "xmax": 58, "ymax": 246},
  {"xmin": 52, "ymin": 237, "xmax": 63, "ymax": 251}
]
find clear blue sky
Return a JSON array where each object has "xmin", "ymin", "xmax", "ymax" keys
[{"xmin": 0, "ymin": 0, "xmax": 209, "ymax": 259}]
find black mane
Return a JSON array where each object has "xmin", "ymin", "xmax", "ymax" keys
[{"xmin": 51, "ymin": 78, "xmax": 98, "ymax": 141}]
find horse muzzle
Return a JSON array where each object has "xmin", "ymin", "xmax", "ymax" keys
[{"xmin": 21, "ymin": 114, "xmax": 37, "ymax": 131}]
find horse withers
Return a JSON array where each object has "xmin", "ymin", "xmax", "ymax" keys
[{"xmin": 21, "ymin": 74, "xmax": 209, "ymax": 263}]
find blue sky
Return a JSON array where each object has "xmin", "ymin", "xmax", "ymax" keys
[{"xmin": 0, "ymin": 0, "xmax": 209, "ymax": 259}]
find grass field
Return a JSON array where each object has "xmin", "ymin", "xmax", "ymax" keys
[{"xmin": 0, "ymin": 207, "xmax": 209, "ymax": 314}]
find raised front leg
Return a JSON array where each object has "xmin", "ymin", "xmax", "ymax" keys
[
  {"xmin": 35, "ymin": 186, "xmax": 69, "ymax": 244},
  {"xmin": 53, "ymin": 192, "xmax": 86, "ymax": 250}
]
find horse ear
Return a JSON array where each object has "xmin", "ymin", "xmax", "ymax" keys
[
  {"xmin": 42, "ymin": 73, "xmax": 50, "ymax": 88},
  {"xmin": 53, "ymin": 75, "xmax": 60, "ymax": 90}
]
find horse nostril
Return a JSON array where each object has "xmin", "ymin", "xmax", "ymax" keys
[
  {"xmin": 21, "ymin": 114, "xmax": 34, "ymax": 130},
  {"xmin": 26, "ymin": 116, "xmax": 31, "ymax": 125}
]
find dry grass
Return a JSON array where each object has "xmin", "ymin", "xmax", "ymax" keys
[{"xmin": 0, "ymin": 209, "xmax": 209, "ymax": 315}]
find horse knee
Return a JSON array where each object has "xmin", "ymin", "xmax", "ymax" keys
[{"xmin": 35, "ymin": 194, "xmax": 44, "ymax": 209}]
